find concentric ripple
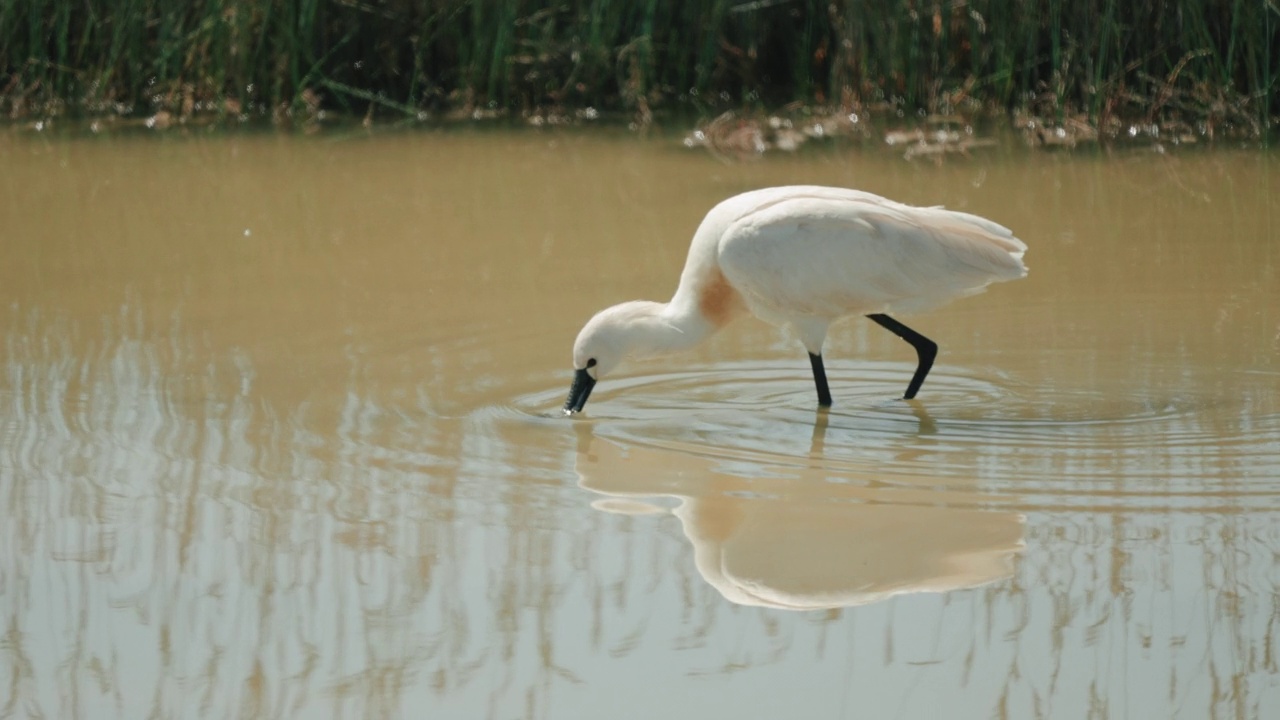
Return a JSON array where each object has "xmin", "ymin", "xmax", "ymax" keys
[{"xmin": 504, "ymin": 360, "xmax": 1280, "ymax": 510}]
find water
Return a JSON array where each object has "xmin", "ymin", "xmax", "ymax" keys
[{"xmin": 1, "ymin": 127, "xmax": 1277, "ymax": 719}]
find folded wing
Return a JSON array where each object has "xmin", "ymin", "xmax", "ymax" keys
[{"xmin": 717, "ymin": 196, "xmax": 1027, "ymax": 319}]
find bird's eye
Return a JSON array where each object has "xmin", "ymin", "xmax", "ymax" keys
[{"xmin": 586, "ymin": 358, "xmax": 597, "ymax": 368}]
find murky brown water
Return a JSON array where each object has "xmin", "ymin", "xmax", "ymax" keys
[{"xmin": 2, "ymin": 126, "xmax": 1277, "ymax": 719}]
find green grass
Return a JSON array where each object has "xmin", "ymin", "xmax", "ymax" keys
[{"xmin": 1, "ymin": 0, "xmax": 1277, "ymax": 132}]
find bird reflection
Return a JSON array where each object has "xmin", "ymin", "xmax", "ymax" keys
[
  {"xmin": 810, "ymin": 400, "xmax": 935, "ymax": 455},
  {"xmin": 575, "ymin": 416, "xmax": 1022, "ymax": 611}
]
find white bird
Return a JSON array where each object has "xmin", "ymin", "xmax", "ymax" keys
[{"xmin": 564, "ymin": 185, "xmax": 1028, "ymax": 414}]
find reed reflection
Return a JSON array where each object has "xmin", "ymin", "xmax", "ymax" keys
[{"xmin": 0, "ymin": 308, "xmax": 480, "ymax": 720}]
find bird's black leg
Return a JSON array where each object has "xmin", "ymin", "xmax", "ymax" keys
[
  {"xmin": 866, "ymin": 314, "xmax": 938, "ymax": 400},
  {"xmin": 808, "ymin": 352, "xmax": 833, "ymax": 407}
]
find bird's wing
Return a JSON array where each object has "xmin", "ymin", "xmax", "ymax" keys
[{"xmin": 717, "ymin": 196, "xmax": 1027, "ymax": 318}]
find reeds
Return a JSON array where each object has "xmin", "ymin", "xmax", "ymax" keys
[{"xmin": 2, "ymin": 0, "xmax": 1276, "ymax": 132}]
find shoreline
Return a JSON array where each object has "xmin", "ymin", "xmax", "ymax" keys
[{"xmin": 3, "ymin": 104, "xmax": 1268, "ymax": 159}]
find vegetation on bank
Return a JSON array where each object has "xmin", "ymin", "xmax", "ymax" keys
[{"xmin": 2, "ymin": 0, "xmax": 1277, "ymax": 138}]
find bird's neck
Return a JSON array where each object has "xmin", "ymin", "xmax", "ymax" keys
[
  {"xmin": 643, "ymin": 263, "xmax": 744, "ymax": 357},
  {"xmin": 652, "ymin": 301, "xmax": 720, "ymax": 355},
  {"xmin": 607, "ymin": 300, "xmax": 719, "ymax": 361}
]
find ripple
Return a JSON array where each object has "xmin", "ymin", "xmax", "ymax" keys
[{"xmin": 503, "ymin": 360, "xmax": 1280, "ymax": 510}]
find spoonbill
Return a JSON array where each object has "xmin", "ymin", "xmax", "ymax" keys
[{"xmin": 564, "ymin": 186, "xmax": 1027, "ymax": 414}]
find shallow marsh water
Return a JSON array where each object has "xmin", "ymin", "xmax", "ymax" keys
[{"xmin": 1, "ymin": 127, "xmax": 1278, "ymax": 719}]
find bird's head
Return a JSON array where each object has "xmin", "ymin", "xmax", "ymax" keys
[{"xmin": 564, "ymin": 301, "xmax": 669, "ymax": 415}]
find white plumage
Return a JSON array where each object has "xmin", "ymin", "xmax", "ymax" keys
[{"xmin": 564, "ymin": 185, "xmax": 1027, "ymax": 414}]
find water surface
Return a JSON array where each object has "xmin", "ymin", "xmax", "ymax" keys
[{"xmin": 2, "ymin": 127, "xmax": 1277, "ymax": 719}]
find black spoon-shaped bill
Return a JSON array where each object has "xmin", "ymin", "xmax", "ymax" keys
[{"xmin": 563, "ymin": 367, "xmax": 597, "ymax": 415}]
